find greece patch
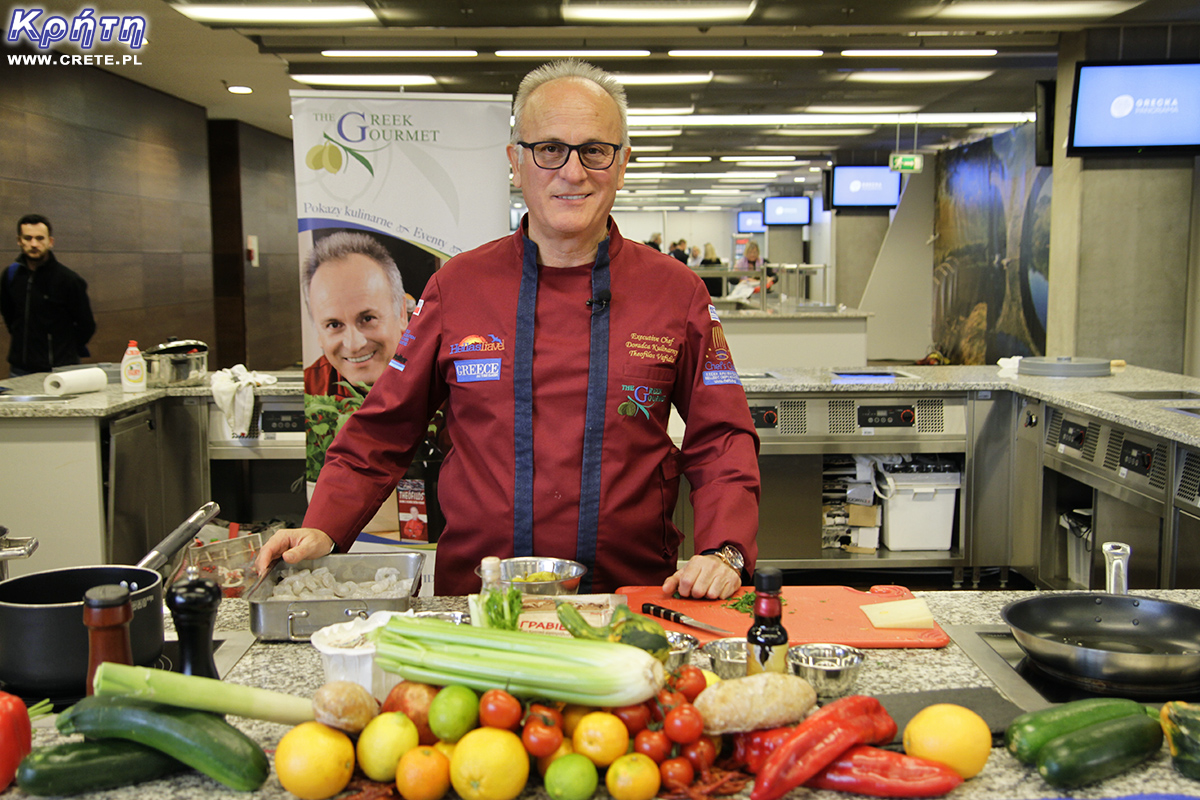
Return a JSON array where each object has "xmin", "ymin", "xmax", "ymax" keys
[{"xmin": 454, "ymin": 358, "xmax": 501, "ymax": 382}]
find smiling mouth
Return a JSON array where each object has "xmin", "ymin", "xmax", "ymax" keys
[
  {"xmin": 557, "ymin": 193, "xmax": 589, "ymax": 200},
  {"xmin": 344, "ymin": 353, "xmax": 375, "ymax": 364}
]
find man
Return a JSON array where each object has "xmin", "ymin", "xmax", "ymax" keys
[
  {"xmin": 644, "ymin": 232, "xmax": 663, "ymax": 251},
  {"xmin": 256, "ymin": 60, "xmax": 760, "ymax": 599},
  {"xmin": 302, "ymin": 231, "xmax": 409, "ymax": 397},
  {"xmin": 669, "ymin": 239, "xmax": 689, "ymax": 264},
  {"xmin": 2, "ymin": 214, "xmax": 95, "ymax": 376}
]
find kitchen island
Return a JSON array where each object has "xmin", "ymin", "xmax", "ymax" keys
[{"xmin": 22, "ymin": 589, "xmax": 1200, "ymax": 800}]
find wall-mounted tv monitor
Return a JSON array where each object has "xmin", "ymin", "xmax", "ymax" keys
[
  {"xmin": 737, "ymin": 210, "xmax": 767, "ymax": 233},
  {"xmin": 763, "ymin": 195, "xmax": 811, "ymax": 225},
  {"xmin": 1068, "ymin": 60, "xmax": 1200, "ymax": 156},
  {"xmin": 830, "ymin": 166, "xmax": 902, "ymax": 208}
]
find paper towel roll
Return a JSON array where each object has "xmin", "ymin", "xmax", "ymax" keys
[{"xmin": 44, "ymin": 367, "xmax": 108, "ymax": 396}]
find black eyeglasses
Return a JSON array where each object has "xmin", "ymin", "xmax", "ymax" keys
[{"xmin": 517, "ymin": 141, "xmax": 623, "ymax": 170}]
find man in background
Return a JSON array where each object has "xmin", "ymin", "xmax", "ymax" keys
[
  {"xmin": 644, "ymin": 232, "xmax": 663, "ymax": 251},
  {"xmin": 302, "ymin": 230, "xmax": 409, "ymax": 397},
  {"xmin": 669, "ymin": 238, "xmax": 689, "ymax": 264},
  {"xmin": 2, "ymin": 214, "xmax": 95, "ymax": 376}
]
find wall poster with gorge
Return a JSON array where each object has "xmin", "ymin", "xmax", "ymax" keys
[{"xmin": 932, "ymin": 123, "xmax": 1051, "ymax": 365}]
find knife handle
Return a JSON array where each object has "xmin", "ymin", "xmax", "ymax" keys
[{"xmin": 642, "ymin": 603, "xmax": 685, "ymax": 625}]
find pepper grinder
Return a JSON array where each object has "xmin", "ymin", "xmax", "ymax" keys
[
  {"xmin": 166, "ymin": 566, "xmax": 222, "ymax": 679},
  {"xmin": 83, "ymin": 584, "xmax": 134, "ymax": 695}
]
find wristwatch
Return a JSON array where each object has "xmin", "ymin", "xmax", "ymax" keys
[{"xmin": 709, "ymin": 545, "xmax": 745, "ymax": 575}]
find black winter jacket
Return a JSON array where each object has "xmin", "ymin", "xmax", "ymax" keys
[{"xmin": 1, "ymin": 252, "xmax": 96, "ymax": 373}]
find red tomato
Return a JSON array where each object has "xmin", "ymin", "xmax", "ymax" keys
[
  {"xmin": 479, "ymin": 689, "xmax": 522, "ymax": 730},
  {"xmin": 663, "ymin": 703, "xmax": 704, "ymax": 745},
  {"xmin": 682, "ymin": 737, "xmax": 718, "ymax": 773},
  {"xmin": 670, "ymin": 665, "xmax": 708, "ymax": 703},
  {"xmin": 651, "ymin": 688, "xmax": 687, "ymax": 722},
  {"xmin": 612, "ymin": 703, "xmax": 651, "ymax": 736},
  {"xmin": 522, "ymin": 719, "xmax": 564, "ymax": 758},
  {"xmin": 632, "ymin": 728, "xmax": 673, "ymax": 764},
  {"xmin": 660, "ymin": 756, "xmax": 695, "ymax": 790},
  {"xmin": 528, "ymin": 703, "xmax": 565, "ymax": 730}
]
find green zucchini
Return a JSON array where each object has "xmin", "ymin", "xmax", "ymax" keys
[
  {"xmin": 1005, "ymin": 697, "xmax": 1145, "ymax": 764},
  {"xmin": 17, "ymin": 739, "xmax": 188, "ymax": 796},
  {"xmin": 1035, "ymin": 713, "xmax": 1164, "ymax": 788},
  {"xmin": 1161, "ymin": 700, "xmax": 1200, "ymax": 779},
  {"xmin": 55, "ymin": 695, "xmax": 269, "ymax": 791}
]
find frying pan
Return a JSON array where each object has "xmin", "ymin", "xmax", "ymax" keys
[
  {"xmin": 0, "ymin": 502, "xmax": 220, "ymax": 697},
  {"xmin": 1002, "ymin": 542, "xmax": 1200, "ymax": 688}
]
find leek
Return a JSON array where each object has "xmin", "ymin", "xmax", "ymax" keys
[
  {"xmin": 373, "ymin": 616, "xmax": 666, "ymax": 706},
  {"xmin": 92, "ymin": 663, "xmax": 315, "ymax": 725}
]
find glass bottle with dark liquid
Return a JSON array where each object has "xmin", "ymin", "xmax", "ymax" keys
[{"xmin": 746, "ymin": 567, "xmax": 788, "ymax": 675}]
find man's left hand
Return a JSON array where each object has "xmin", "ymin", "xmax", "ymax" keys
[{"xmin": 662, "ymin": 554, "xmax": 741, "ymax": 600}]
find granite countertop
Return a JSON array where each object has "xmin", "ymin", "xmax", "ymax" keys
[{"xmin": 24, "ymin": 589, "xmax": 1200, "ymax": 799}]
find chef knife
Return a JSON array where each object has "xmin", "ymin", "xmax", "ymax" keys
[{"xmin": 642, "ymin": 603, "xmax": 735, "ymax": 636}]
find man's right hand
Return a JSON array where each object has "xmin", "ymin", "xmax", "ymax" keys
[{"xmin": 253, "ymin": 527, "xmax": 335, "ymax": 576}]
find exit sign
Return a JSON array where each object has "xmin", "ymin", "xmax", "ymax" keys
[{"xmin": 889, "ymin": 153, "xmax": 924, "ymax": 173}]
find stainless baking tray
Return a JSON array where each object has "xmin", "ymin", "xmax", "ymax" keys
[{"xmin": 246, "ymin": 552, "xmax": 424, "ymax": 641}]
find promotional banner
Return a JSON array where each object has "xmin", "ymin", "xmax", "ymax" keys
[{"xmin": 292, "ymin": 89, "xmax": 512, "ymax": 550}]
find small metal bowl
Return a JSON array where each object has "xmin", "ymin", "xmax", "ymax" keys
[
  {"xmin": 665, "ymin": 632, "xmax": 699, "ymax": 672},
  {"xmin": 788, "ymin": 643, "xmax": 864, "ymax": 697},
  {"xmin": 412, "ymin": 610, "xmax": 471, "ymax": 625},
  {"xmin": 474, "ymin": 557, "xmax": 587, "ymax": 595},
  {"xmin": 700, "ymin": 638, "xmax": 748, "ymax": 679}
]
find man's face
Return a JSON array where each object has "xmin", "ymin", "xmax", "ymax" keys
[
  {"xmin": 18, "ymin": 223, "xmax": 53, "ymax": 265},
  {"xmin": 507, "ymin": 78, "xmax": 629, "ymax": 254},
  {"xmin": 307, "ymin": 253, "xmax": 408, "ymax": 385}
]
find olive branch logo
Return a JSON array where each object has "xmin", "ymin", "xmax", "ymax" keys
[
  {"xmin": 303, "ymin": 134, "xmax": 385, "ymax": 176},
  {"xmin": 617, "ymin": 396, "xmax": 650, "ymax": 419}
]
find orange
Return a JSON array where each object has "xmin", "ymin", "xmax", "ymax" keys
[
  {"xmin": 274, "ymin": 721, "xmax": 355, "ymax": 800},
  {"xmin": 571, "ymin": 711, "xmax": 629, "ymax": 768},
  {"xmin": 537, "ymin": 738, "xmax": 575, "ymax": 776},
  {"xmin": 606, "ymin": 753, "xmax": 661, "ymax": 800},
  {"xmin": 449, "ymin": 726, "xmax": 529, "ymax": 800},
  {"xmin": 903, "ymin": 703, "xmax": 992, "ymax": 779},
  {"xmin": 396, "ymin": 745, "xmax": 451, "ymax": 800},
  {"xmin": 562, "ymin": 704, "xmax": 596, "ymax": 737}
]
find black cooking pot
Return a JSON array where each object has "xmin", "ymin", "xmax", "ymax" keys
[{"xmin": 0, "ymin": 502, "xmax": 219, "ymax": 698}]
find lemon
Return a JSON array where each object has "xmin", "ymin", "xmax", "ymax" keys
[
  {"xmin": 356, "ymin": 711, "xmax": 419, "ymax": 782},
  {"xmin": 700, "ymin": 669, "xmax": 721, "ymax": 686},
  {"xmin": 274, "ymin": 721, "xmax": 355, "ymax": 800},
  {"xmin": 902, "ymin": 703, "xmax": 992, "ymax": 779},
  {"xmin": 450, "ymin": 727, "xmax": 529, "ymax": 800},
  {"xmin": 544, "ymin": 752, "xmax": 599, "ymax": 800}
]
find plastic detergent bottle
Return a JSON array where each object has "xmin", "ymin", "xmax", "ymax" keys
[{"xmin": 120, "ymin": 340, "xmax": 147, "ymax": 393}]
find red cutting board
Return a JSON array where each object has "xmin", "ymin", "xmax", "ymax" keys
[{"xmin": 617, "ymin": 585, "xmax": 950, "ymax": 649}]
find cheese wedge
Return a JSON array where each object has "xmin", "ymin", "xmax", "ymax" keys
[{"xmin": 861, "ymin": 597, "xmax": 935, "ymax": 629}]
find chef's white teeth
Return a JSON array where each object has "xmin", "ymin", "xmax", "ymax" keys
[
  {"xmin": 560, "ymin": 194, "xmax": 587, "ymax": 200},
  {"xmin": 345, "ymin": 354, "xmax": 373, "ymax": 363}
]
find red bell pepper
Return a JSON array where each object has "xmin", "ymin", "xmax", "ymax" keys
[
  {"xmin": 806, "ymin": 745, "xmax": 964, "ymax": 797},
  {"xmin": 750, "ymin": 695, "xmax": 898, "ymax": 800},
  {"xmin": 730, "ymin": 726, "xmax": 797, "ymax": 774},
  {"xmin": 1, "ymin": 691, "xmax": 33, "ymax": 791}
]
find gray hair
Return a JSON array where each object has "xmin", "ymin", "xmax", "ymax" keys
[
  {"xmin": 302, "ymin": 231, "xmax": 405, "ymax": 319},
  {"xmin": 511, "ymin": 59, "xmax": 630, "ymax": 148}
]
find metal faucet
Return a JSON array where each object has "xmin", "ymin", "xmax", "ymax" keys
[
  {"xmin": 0, "ymin": 526, "xmax": 39, "ymax": 581},
  {"xmin": 1103, "ymin": 541, "xmax": 1131, "ymax": 595}
]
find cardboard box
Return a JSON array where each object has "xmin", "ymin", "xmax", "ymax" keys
[
  {"xmin": 850, "ymin": 526, "xmax": 880, "ymax": 549},
  {"xmin": 466, "ymin": 594, "xmax": 627, "ymax": 637},
  {"xmin": 847, "ymin": 503, "xmax": 881, "ymax": 528}
]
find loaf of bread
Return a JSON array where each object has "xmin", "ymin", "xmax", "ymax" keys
[{"xmin": 693, "ymin": 672, "xmax": 817, "ymax": 734}]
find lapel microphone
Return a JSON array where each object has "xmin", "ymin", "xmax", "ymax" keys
[{"xmin": 586, "ymin": 289, "xmax": 612, "ymax": 312}]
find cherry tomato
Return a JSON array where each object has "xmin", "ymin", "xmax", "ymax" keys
[
  {"xmin": 528, "ymin": 702, "xmax": 565, "ymax": 730},
  {"xmin": 632, "ymin": 728, "xmax": 673, "ymax": 764},
  {"xmin": 522, "ymin": 719, "xmax": 564, "ymax": 758},
  {"xmin": 612, "ymin": 703, "xmax": 652, "ymax": 736},
  {"xmin": 682, "ymin": 737, "xmax": 717, "ymax": 773},
  {"xmin": 651, "ymin": 688, "xmax": 687, "ymax": 722},
  {"xmin": 663, "ymin": 703, "xmax": 704, "ymax": 745},
  {"xmin": 670, "ymin": 665, "xmax": 708, "ymax": 703},
  {"xmin": 479, "ymin": 689, "xmax": 522, "ymax": 730},
  {"xmin": 660, "ymin": 756, "xmax": 695, "ymax": 790}
]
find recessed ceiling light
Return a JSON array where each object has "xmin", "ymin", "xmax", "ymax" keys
[
  {"xmin": 629, "ymin": 129, "xmax": 683, "ymax": 137},
  {"xmin": 629, "ymin": 106, "xmax": 695, "ymax": 116},
  {"xmin": 617, "ymin": 189, "xmax": 687, "ymax": 194},
  {"xmin": 772, "ymin": 128, "xmax": 878, "ymax": 137},
  {"xmin": 635, "ymin": 156, "xmax": 712, "ymax": 163},
  {"xmin": 933, "ymin": 1, "xmax": 1141, "ymax": 20},
  {"xmin": 681, "ymin": 206, "xmax": 725, "ymax": 211},
  {"xmin": 290, "ymin": 74, "xmax": 438, "ymax": 86},
  {"xmin": 612, "ymin": 73, "xmax": 714, "ymax": 86},
  {"xmin": 627, "ymin": 161, "xmax": 667, "ymax": 168},
  {"xmin": 719, "ymin": 155, "xmax": 796, "ymax": 162},
  {"xmin": 562, "ymin": 2, "xmax": 756, "ymax": 24},
  {"xmin": 806, "ymin": 104, "xmax": 922, "ymax": 114},
  {"xmin": 495, "ymin": 49, "xmax": 650, "ymax": 58},
  {"xmin": 630, "ymin": 145, "xmax": 674, "ymax": 152},
  {"xmin": 175, "ymin": 3, "xmax": 377, "ymax": 24},
  {"xmin": 840, "ymin": 49, "xmax": 998, "ymax": 57},
  {"xmin": 322, "ymin": 50, "xmax": 478, "ymax": 58},
  {"xmin": 692, "ymin": 188, "xmax": 747, "ymax": 195},
  {"xmin": 843, "ymin": 70, "xmax": 995, "ymax": 83},
  {"xmin": 667, "ymin": 49, "xmax": 822, "ymax": 57},
  {"xmin": 225, "ymin": 84, "xmax": 253, "ymax": 95}
]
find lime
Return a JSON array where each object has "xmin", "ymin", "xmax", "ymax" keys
[
  {"xmin": 544, "ymin": 753, "xmax": 599, "ymax": 800},
  {"xmin": 428, "ymin": 684, "xmax": 479, "ymax": 743}
]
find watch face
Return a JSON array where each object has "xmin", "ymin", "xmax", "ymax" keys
[{"xmin": 721, "ymin": 546, "xmax": 744, "ymax": 571}]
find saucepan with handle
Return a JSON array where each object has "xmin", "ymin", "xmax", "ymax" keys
[
  {"xmin": 1002, "ymin": 542, "xmax": 1200, "ymax": 689},
  {"xmin": 0, "ymin": 502, "xmax": 220, "ymax": 698}
]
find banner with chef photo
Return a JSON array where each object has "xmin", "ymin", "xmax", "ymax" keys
[{"xmin": 291, "ymin": 89, "xmax": 512, "ymax": 546}]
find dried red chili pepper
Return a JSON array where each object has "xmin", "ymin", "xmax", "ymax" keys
[
  {"xmin": 749, "ymin": 695, "xmax": 898, "ymax": 800},
  {"xmin": 729, "ymin": 725, "xmax": 797, "ymax": 774},
  {"xmin": 1, "ymin": 692, "xmax": 34, "ymax": 791},
  {"xmin": 806, "ymin": 745, "xmax": 963, "ymax": 797}
]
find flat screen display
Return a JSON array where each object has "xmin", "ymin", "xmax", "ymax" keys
[
  {"xmin": 763, "ymin": 195, "xmax": 811, "ymax": 225},
  {"xmin": 737, "ymin": 210, "xmax": 767, "ymax": 233},
  {"xmin": 830, "ymin": 166, "xmax": 902, "ymax": 208},
  {"xmin": 1068, "ymin": 61, "xmax": 1200, "ymax": 156}
]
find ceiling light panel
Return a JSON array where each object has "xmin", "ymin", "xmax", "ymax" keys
[
  {"xmin": 322, "ymin": 50, "xmax": 478, "ymax": 58},
  {"xmin": 667, "ymin": 49, "xmax": 823, "ymax": 57},
  {"xmin": 495, "ymin": 50, "xmax": 651, "ymax": 57},
  {"xmin": 561, "ymin": 1, "xmax": 757, "ymax": 24},
  {"xmin": 290, "ymin": 74, "xmax": 438, "ymax": 86},
  {"xmin": 612, "ymin": 73, "xmax": 714, "ymax": 86},
  {"xmin": 843, "ymin": 71, "xmax": 995, "ymax": 83},
  {"xmin": 840, "ymin": 49, "xmax": 999, "ymax": 57},
  {"xmin": 932, "ymin": 1, "xmax": 1142, "ymax": 20},
  {"xmin": 174, "ymin": 3, "xmax": 378, "ymax": 24}
]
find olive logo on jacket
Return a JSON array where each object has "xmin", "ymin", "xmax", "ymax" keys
[{"xmin": 617, "ymin": 384, "xmax": 666, "ymax": 419}]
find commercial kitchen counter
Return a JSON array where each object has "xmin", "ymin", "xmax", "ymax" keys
[{"xmin": 23, "ymin": 588, "xmax": 1200, "ymax": 799}]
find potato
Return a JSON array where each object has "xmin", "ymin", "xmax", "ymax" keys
[
  {"xmin": 693, "ymin": 672, "xmax": 817, "ymax": 734},
  {"xmin": 312, "ymin": 680, "xmax": 379, "ymax": 734}
]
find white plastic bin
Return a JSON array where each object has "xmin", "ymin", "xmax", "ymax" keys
[{"xmin": 881, "ymin": 472, "xmax": 961, "ymax": 551}]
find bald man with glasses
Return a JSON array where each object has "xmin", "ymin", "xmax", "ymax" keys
[{"xmin": 257, "ymin": 60, "xmax": 760, "ymax": 599}]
